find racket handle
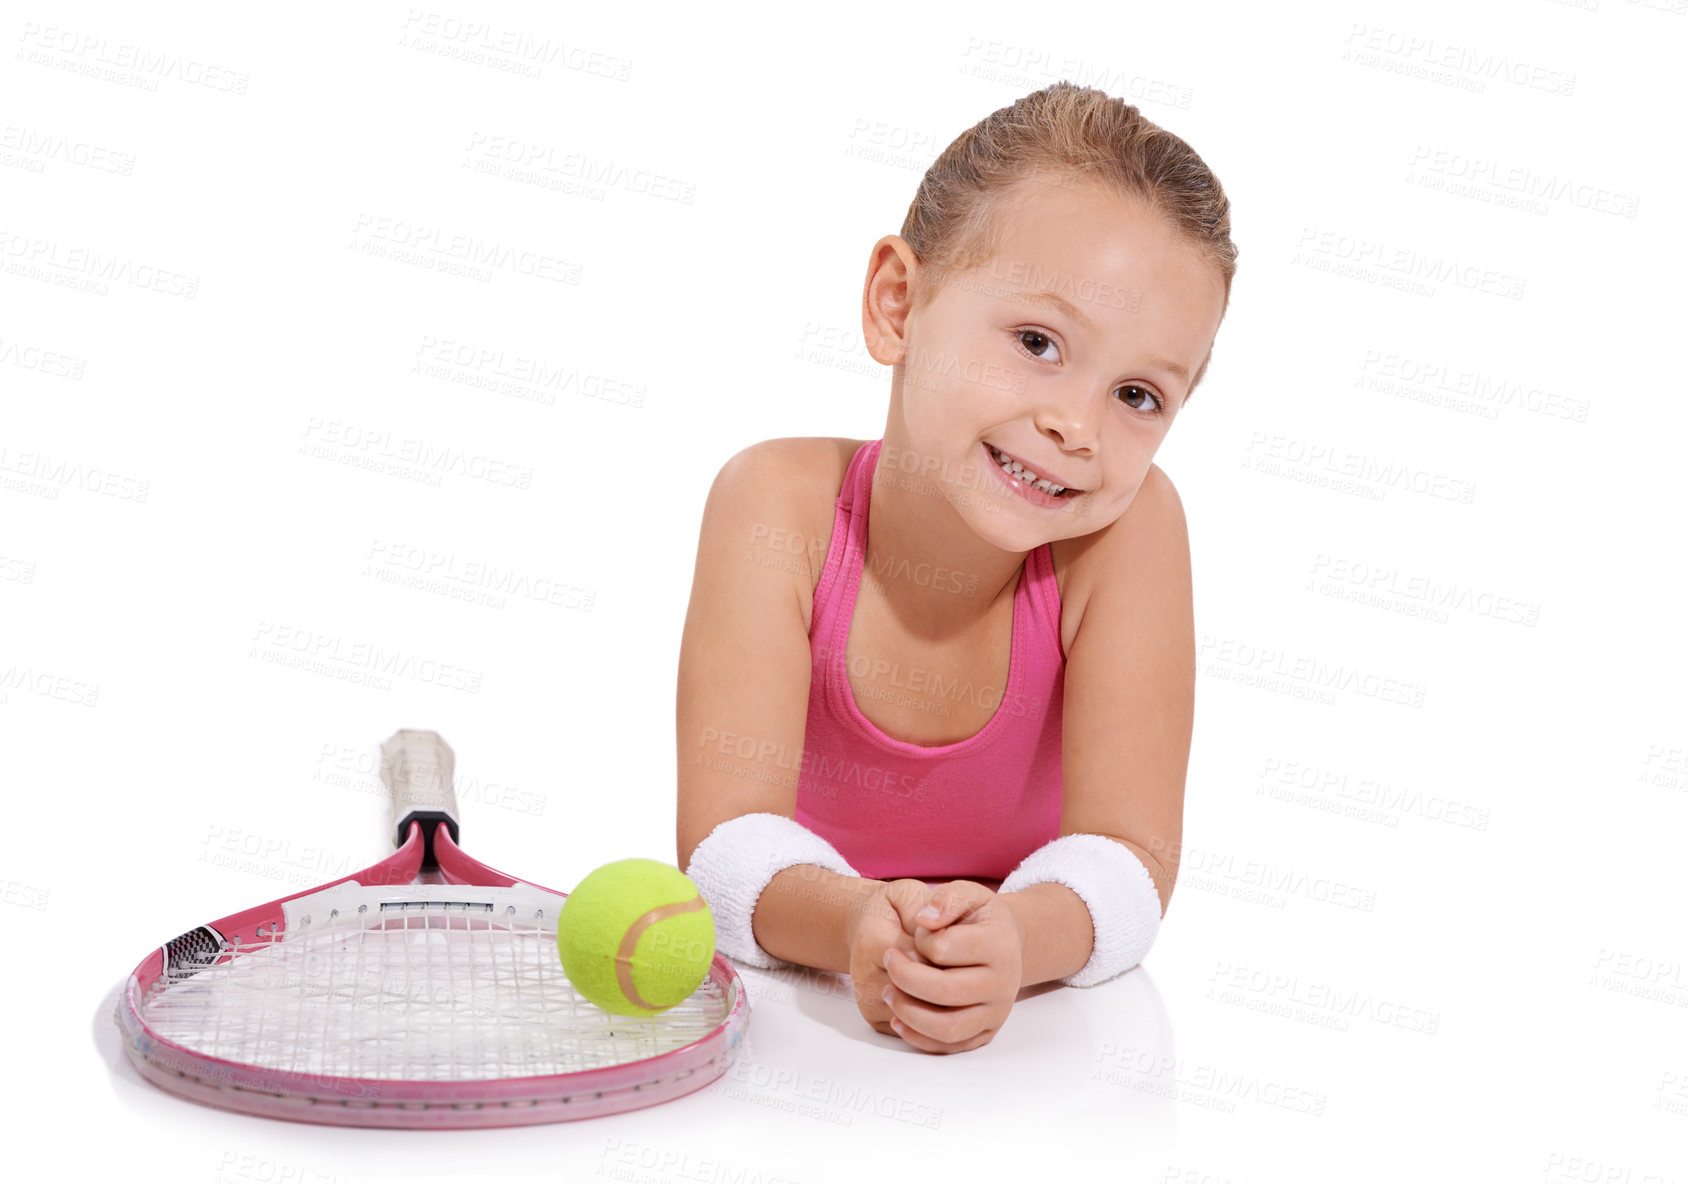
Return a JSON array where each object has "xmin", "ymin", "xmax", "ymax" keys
[{"xmin": 380, "ymin": 729, "xmax": 461, "ymax": 869}]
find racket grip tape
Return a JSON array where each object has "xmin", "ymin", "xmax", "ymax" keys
[{"xmin": 380, "ymin": 729, "xmax": 461, "ymax": 869}]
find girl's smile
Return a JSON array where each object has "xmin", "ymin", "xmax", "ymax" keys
[{"xmin": 981, "ymin": 440, "xmax": 1085, "ymax": 505}]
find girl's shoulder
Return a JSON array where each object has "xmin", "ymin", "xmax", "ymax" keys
[
  {"xmin": 793, "ymin": 436, "xmax": 868, "ymax": 595},
  {"xmin": 1051, "ymin": 464, "xmax": 1191, "ymax": 658},
  {"xmin": 719, "ymin": 437, "xmax": 866, "ymax": 620},
  {"xmin": 734, "ymin": 436, "xmax": 864, "ymax": 509}
]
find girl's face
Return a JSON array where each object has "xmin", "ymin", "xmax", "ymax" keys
[{"xmin": 892, "ymin": 178, "xmax": 1227, "ymax": 549}]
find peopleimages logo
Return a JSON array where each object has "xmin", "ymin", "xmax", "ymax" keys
[
  {"xmin": 1408, "ymin": 145, "xmax": 1639, "ymax": 219},
  {"xmin": 1293, "ymin": 226, "xmax": 1526, "ymax": 300},
  {"xmin": 350, "ymin": 213, "xmax": 581, "ymax": 284},
  {"xmin": 0, "ymin": 230, "xmax": 199, "ymax": 298},
  {"xmin": 811, "ymin": 642, "xmax": 1045, "ymax": 720},
  {"xmin": 1341, "ymin": 24, "xmax": 1576, "ymax": 97},
  {"xmin": 300, "ymin": 417, "xmax": 534, "ymax": 489},
  {"xmin": 691, "ymin": 726, "xmax": 931, "ymax": 802},
  {"xmin": 16, "ymin": 23, "xmax": 250, "ymax": 94}
]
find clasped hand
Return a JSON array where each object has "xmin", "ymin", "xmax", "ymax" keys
[{"xmin": 846, "ymin": 878, "xmax": 1024, "ymax": 1054}]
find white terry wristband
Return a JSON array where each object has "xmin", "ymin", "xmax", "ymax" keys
[
  {"xmin": 681, "ymin": 812, "xmax": 862, "ymax": 971},
  {"xmin": 999, "ymin": 833, "xmax": 1162, "ymax": 988}
]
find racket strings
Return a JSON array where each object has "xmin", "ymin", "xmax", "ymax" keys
[{"xmin": 139, "ymin": 898, "xmax": 728, "ymax": 1081}]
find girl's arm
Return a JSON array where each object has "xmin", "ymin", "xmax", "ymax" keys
[
  {"xmin": 1002, "ymin": 463, "xmax": 1194, "ymax": 986},
  {"xmin": 675, "ymin": 439, "xmax": 881, "ymax": 971},
  {"xmin": 752, "ymin": 864, "xmax": 883, "ymax": 974}
]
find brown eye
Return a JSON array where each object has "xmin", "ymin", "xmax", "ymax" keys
[
  {"xmin": 1016, "ymin": 329, "xmax": 1058, "ymax": 361},
  {"xmin": 1117, "ymin": 385, "xmax": 1163, "ymax": 413}
]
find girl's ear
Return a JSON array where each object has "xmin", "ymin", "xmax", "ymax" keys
[{"xmin": 861, "ymin": 234, "xmax": 921, "ymax": 367}]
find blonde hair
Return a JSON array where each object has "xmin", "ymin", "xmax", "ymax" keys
[{"xmin": 898, "ymin": 80, "xmax": 1238, "ymax": 399}]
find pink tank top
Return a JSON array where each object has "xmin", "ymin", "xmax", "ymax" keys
[{"xmin": 795, "ymin": 438, "xmax": 1066, "ymax": 882}]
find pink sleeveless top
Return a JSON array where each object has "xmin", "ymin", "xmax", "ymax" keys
[{"xmin": 795, "ymin": 439, "xmax": 1066, "ymax": 882}]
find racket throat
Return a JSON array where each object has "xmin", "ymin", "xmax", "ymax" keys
[
  {"xmin": 397, "ymin": 812, "xmax": 460, "ymax": 871},
  {"xmin": 162, "ymin": 924, "xmax": 231, "ymax": 981}
]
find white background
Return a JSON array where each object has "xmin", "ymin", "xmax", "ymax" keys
[{"xmin": 3, "ymin": 1, "xmax": 1685, "ymax": 1180}]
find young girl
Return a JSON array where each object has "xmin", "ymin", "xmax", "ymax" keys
[{"xmin": 677, "ymin": 80, "xmax": 1236, "ymax": 1055}]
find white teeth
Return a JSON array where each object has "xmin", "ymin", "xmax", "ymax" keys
[{"xmin": 990, "ymin": 445, "xmax": 1067, "ymax": 496}]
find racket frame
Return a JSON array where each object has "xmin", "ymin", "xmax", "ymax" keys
[{"xmin": 116, "ymin": 741, "xmax": 748, "ymax": 1129}]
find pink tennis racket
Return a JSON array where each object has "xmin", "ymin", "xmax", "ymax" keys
[{"xmin": 115, "ymin": 729, "xmax": 748, "ymax": 1128}]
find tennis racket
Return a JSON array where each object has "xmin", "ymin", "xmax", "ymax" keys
[{"xmin": 115, "ymin": 729, "xmax": 748, "ymax": 1128}]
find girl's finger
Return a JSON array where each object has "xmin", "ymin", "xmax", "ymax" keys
[
  {"xmin": 884, "ymin": 884, "xmax": 947, "ymax": 932},
  {"xmin": 893, "ymin": 1019, "xmax": 996, "ymax": 1055},
  {"xmin": 883, "ymin": 984, "xmax": 995, "ymax": 1047},
  {"xmin": 890, "ymin": 1018, "xmax": 994, "ymax": 1056},
  {"xmin": 910, "ymin": 914, "xmax": 1006, "ymax": 967},
  {"xmin": 915, "ymin": 884, "xmax": 990, "ymax": 931},
  {"xmin": 883, "ymin": 947, "xmax": 994, "ymax": 1006}
]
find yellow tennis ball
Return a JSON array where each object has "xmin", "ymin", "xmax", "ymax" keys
[{"xmin": 557, "ymin": 858, "xmax": 715, "ymax": 1019}]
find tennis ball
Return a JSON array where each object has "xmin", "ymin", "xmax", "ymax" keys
[{"xmin": 557, "ymin": 858, "xmax": 715, "ymax": 1019}]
